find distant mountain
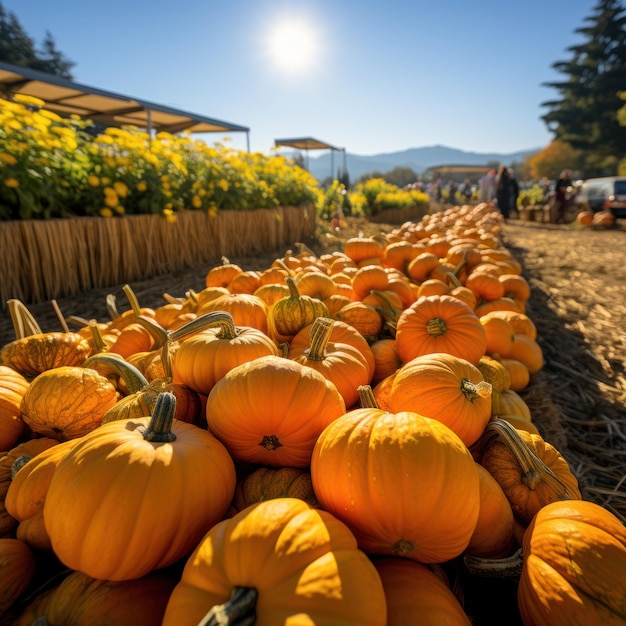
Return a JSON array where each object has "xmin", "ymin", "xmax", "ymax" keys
[{"xmin": 301, "ymin": 144, "xmax": 540, "ymax": 182}]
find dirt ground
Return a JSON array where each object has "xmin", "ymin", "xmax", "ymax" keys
[{"xmin": 1, "ymin": 212, "xmax": 625, "ymax": 523}]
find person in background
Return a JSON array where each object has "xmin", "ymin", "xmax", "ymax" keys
[
  {"xmin": 479, "ymin": 169, "xmax": 496, "ymax": 202},
  {"xmin": 460, "ymin": 178, "xmax": 473, "ymax": 202},
  {"xmin": 495, "ymin": 165, "xmax": 511, "ymax": 219},
  {"xmin": 553, "ymin": 169, "xmax": 572, "ymax": 224},
  {"xmin": 508, "ymin": 168, "xmax": 520, "ymax": 217},
  {"xmin": 447, "ymin": 179, "xmax": 457, "ymax": 205}
]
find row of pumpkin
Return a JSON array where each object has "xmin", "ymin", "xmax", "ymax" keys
[{"xmin": 0, "ymin": 201, "xmax": 624, "ymax": 625}]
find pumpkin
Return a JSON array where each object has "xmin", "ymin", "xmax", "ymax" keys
[
  {"xmin": 20, "ymin": 366, "xmax": 119, "ymax": 441},
  {"xmin": 395, "ymin": 294, "xmax": 487, "ymax": 366},
  {"xmin": 253, "ymin": 282, "xmax": 290, "ymax": 307},
  {"xmin": 205, "ymin": 257, "xmax": 242, "ymax": 288},
  {"xmin": 351, "ymin": 265, "xmax": 390, "ymax": 300},
  {"xmin": 499, "ymin": 333, "xmax": 544, "ymax": 374},
  {"xmin": 500, "ymin": 414, "xmax": 541, "ymax": 435},
  {"xmin": 499, "ymin": 273, "xmax": 531, "ymax": 304},
  {"xmin": 266, "ymin": 276, "xmax": 329, "ymax": 343},
  {"xmin": 475, "ymin": 419, "xmax": 582, "ymax": 524},
  {"xmin": 5, "ymin": 438, "xmax": 78, "ymax": 551},
  {"xmin": 173, "ymin": 311, "xmax": 279, "ymax": 396},
  {"xmin": 480, "ymin": 314, "xmax": 515, "ymax": 356},
  {"xmin": 229, "ymin": 467, "xmax": 320, "ymax": 515},
  {"xmin": 162, "ymin": 498, "xmax": 387, "ymax": 626},
  {"xmin": 383, "ymin": 241, "xmax": 422, "ymax": 272},
  {"xmin": 197, "ymin": 293, "xmax": 269, "ymax": 334},
  {"xmin": 288, "ymin": 317, "xmax": 373, "ymax": 407},
  {"xmin": 370, "ymin": 338, "xmax": 402, "ymax": 384},
  {"xmin": 0, "ymin": 538, "xmax": 35, "ymax": 619},
  {"xmin": 206, "ymin": 355, "xmax": 346, "ymax": 467},
  {"xmin": 15, "ymin": 570, "xmax": 177, "ymax": 626},
  {"xmin": 0, "ymin": 366, "xmax": 30, "ymax": 452},
  {"xmin": 373, "ymin": 557, "xmax": 471, "ymax": 626},
  {"xmin": 387, "ymin": 353, "xmax": 492, "ymax": 447},
  {"xmin": 0, "ymin": 438, "xmax": 58, "ymax": 537},
  {"xmin": 406, "ymin": 252, "xmax": 441, "ymax": 283},
  {"xmin": 311, "ymin": 386, "xmax": 480, "ymax": 563},
  {"xmin": 465, "ymin": 463, "xmax": 517, "ymax": 559},
  {"xmin": 44, "ymin": 392, "xmax": 236, "ymax": 581},
  {"xmin": 294, "ymin": 271, "xmax": 338, "ymax": 301},
  {"xmin": 518, "ymin": 500, "xmax": 626, "ymax": 626},
  {"xmin": 334, "ymin": 301, "xmax": 384, "ymax": 340},
  {"xmin": 465, "ymin": 269, "xmax": 506, "ymax": 301},
  {"xmin": 495, "ymin": 388, "xmax": 532, "ymax": 421},
  {"xmin": 500, "ymin": 357, "xmax": 530, "ymax": 391},
  {"xmin": 227, "ymin": 270, "xmax": 262, "ymax": 295},
  {"xmin": 344, "ymin": 236, "xmax": 385, "ymax": 263}
]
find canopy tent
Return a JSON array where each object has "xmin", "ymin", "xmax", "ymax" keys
[
  {"xmin": 274, "ymin": 136, "xmax": 347, "ymax": 180},
  {"xmin": 0, "ymin": 61, "xmax": 250, "ymax": 148},
  {"xmin": 426, "ymin": 164, "xmax": 494, "ymax": 178}
]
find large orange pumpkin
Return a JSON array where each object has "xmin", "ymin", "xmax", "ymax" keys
[
  {"xmin": 395, "ymin": 294, "xmax": 487, "ymax": 366},
  {"xmin": 162, "ymin": 498, "xmax": 387, "ymax": 626},
  {"xmin": 311, "ymin": 387, "xmax": 480, "ymax": 563},
  {"xmin": 0, "ymin": 538, "xmax": 35, "ymax": 619},
  {"xmin": 0, "ymin": 366, "xmax": 30, "ymax": 452},
  {"xmin": 374, "ymin": 557, "xmax": 471, "ymax": 626},
  {"xmin": 518, "ymin": 500, "xmax": 626, "ymax": 626},
  {"xmin": 44, "ymin": 392, "xmax": 236, "ymax": 581},
  {"xmin": 206, "ymin": 355, "xmax": 346, "ymax": 467},
  {"xmin": 387, "ymin": 352, "xmax": 492, "ymax": 447}
]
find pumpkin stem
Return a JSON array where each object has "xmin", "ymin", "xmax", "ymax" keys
[
  {"xmin": 460, "ymin": 379, "xmax": 493, "ymax": 403},
  {"xmin": 446, "ymin": 271, "xmax": 463, "ymax": 289},
  {"xmin": 163, "ymin": 292, "xmax": 185, "ymax": 305},
  {"xmin": 426, "ymin": 317, "xmax": 447, "ymax": 336},
  {"xmin": 306, "ymin": 317, "xmax": 334, "ymax": 361},
  {"xmin": 83, "ymin": 353, "xmax": 149, "ymax": 394},
  {"xmin": 140, "ymin": 391, "xmax": 177, "ymax": 443},
  {"xmin": 106, "ymin": 293, "xmax": 121, "ymax": 321},
  {"xmin": 463, "ymin": 547, "xmax": 523, "ymax": 579},
  {"xmin": 259, "ymin": 435, "xmax": 283, "ymax": 450},
  {"xmin": 87, "ymin": 320, "xmax": 110, "ymax": 353},
  {"xmin": 481, "ymin": 419, "xmax": 578, "ymax": 497},
  {"xmin": 285, "ymin": 276, "xmax": 301, "ymax": 298},
  {"xmin": 392, "ymin": 539, "xmax": 416, "ymax": 556},
  {"xmin": 7, "ymin": 299, "xmax": 42, "ymax": 339},
  {"xmin": 358, "ymin": 385, "xmax": 379, "ymax": 409},
  {"xmin": 11, "ymin": 454, "xmax": 33, "ymax": 479},
  {"xmin": 168, "ymin": 311, "xmax": 237, "ymax": 343},
  {"xmin": 198, "ymin": 586, "xmax": 258, "ymax": 626},
  {"xmin": 122, "ymin": 284, "xmax": 142, "ymax": 318},
  {"xmin": 50, "ymin": 300, "xmax": 70, "ymax": 333}
]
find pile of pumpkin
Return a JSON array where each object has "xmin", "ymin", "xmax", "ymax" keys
[{"xmin": 0, "ymin": 202, "xmax": 624, "ymax": 625}]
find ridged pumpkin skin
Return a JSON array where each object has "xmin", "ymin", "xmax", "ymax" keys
[
  {"xmin": 395, "ymin": 294, "xmax": 487, "ymax": 366},
  {"xmin": 163, "ymin": 498, "xmax": 387, "ymax": 626},
  {"xmin": 206, "ymin": 355, "xmax": 346, "ymax": 467},
  {"xmin": 17, "ymin": 570, "xmax": 177, "ymax": 626},
  {"xmin": 388, "ymin": 353, "xmax": 492, "ymax": 447},
  {"xmin": 44, "ymin": 394, "xmax": 236, "ymax": 581},
  {"xmin": 374, "ymin": 557, "xmax": 471, "ymax": 626},
  {"xmin": 311, "ymin": 407, "xmax": 480, "ymax": 563},
  {"xmin": 229, "ymin": 467, "xmax": 320, "ymax": 515},
  {"xmin": 0, "ymin": 332, "xmax": 92, "ymax": 378},
  {"xmin": 0, "ymin": 366, "xmax": 30, "ymax": 452},
  {"xmin": 20, "ymin": 366, "xmax": 119, "ymax": 441},
  {"xmin": 0, "ymin": 538, "xmax": 36, "ymax": 619},
  {"xmin": 518, "ymin": 500, "xmax": 626, "ymax": 626}
]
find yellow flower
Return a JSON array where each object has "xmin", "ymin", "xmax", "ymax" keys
[
  {"xmin": 113, "ymin": 205, "xmax": 125, "ymax": 215},
  {"xmin": 136, "ymin": 181, "xmax": 147, "ymax": 192},
  {"xmin": 192, "ymin": 195, "xmax": 202, "ymax": 208},
  {"xmin": 101, "ymin": 177, "xmax": 111, "ymax": 185},
  {"xmin": 104, "ymin": 193, "xmax": 119, "ymax": 208},
  {"xmin": 4, "ymin": 178, "xmax": 19, "ymax": 188},
  {"xmin": 208, "ymin": 206, "xmax": 218, "ymax": 218},
  {"xmin": 88, "ymin": 175, "xmax": 100, "ymax": 187},
  {"xmin": 100, "ymin": 208, "xmax": 113, "ymax": 217},
  {"xmin": 113, "ymin": 181, "xmax": 128, "ymax": 198},
  {"xmin": 0, "ymin": 153, "xmax": 17, "ymax": 165},
  {"xmin": 162, "ymin": 208, "xmax": 177, "ymax": 223},
  {"xmin": 14, "ymin": 94, "xmax": 45, "ymax": 107},
  {"xmin": 217, "ymin": 179, "xmax": 229, "ymax": 192}
]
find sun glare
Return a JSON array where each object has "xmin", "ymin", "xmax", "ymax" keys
[{"xmin": 267, "ymin": 19, "xmax": 319, "ymax": 73}]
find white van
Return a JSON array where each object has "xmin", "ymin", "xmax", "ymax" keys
[{"xmin": 575, "ymin": 176, "xmax": 626, "ymax": 219}]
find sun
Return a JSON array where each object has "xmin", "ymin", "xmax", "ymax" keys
[{"xmin": 267, "ymin": 19, "xmax": 319, "ymax": 73}]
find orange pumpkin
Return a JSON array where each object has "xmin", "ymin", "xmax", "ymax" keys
[
  {"xmin": 374, "ymin": 557, "xmax": 471, "ymax": 626},
  {"xmin": 197, "ymin": 293, "xmax": 269, "ymax": 334},
  {"xmin": 344, "ymin": 236, "xmax": 385, "ymax": 263},
  {"xmin": 0, "ymin": 538, "xmax": 35, "ymax": 619},
  {"xmin": 334, "ymin": 301, "xmax": 384, "ymax": 340},
  {"xmin": 44, "ymin": 392, "xmax": 236, "ymax": 581},
  {"xmin": 0, "ymin": 366, "xmax": 29, "ymax": 451},
  {"xmin": 518, "ymin": 500, "xmax": 626, "ymax": 626},
  {"xmin": 162, "ymin": 498, "xmax": 387, "ymax": 626},
  {"xmin": 395, "ymin": 294, "xmax": 487, "ymax": 366},
  {"xmin": 206, "ymin": 355, "xmax": 346, "ymax": 467},
  {"xmin": 311, "ymin": 387, "xmax": 480, "ymax": 563},
  {"xmin": 205, "ymin": 258, "xmax": 242, "ymax": 288},
  {"xmin": 20, "ymin": 366, "xmax": 119, "ymax": 441},
  {"xmin": 388, "ymin": 352, "xmax": 492, "ymax": 447},
  {"xmin": 370, "ymin": 338, "xmax": 402, "ymax": 384}
]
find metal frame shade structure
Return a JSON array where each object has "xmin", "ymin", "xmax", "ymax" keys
[
  {"xmin": 274, "ymin": 137, "xmax": 347, "ymax": 179},
  {"xmin": 0, "ymin": 61, "xmax": 250, "ymax": 149},
  {"xmin": 427, "ymin": 164, "xmax": 495, "ymax": 178}
]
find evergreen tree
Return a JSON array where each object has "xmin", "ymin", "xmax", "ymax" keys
[
  {"xmin": 0, "ymin": 2, "xmax": 74, "ymax": 78},
  {"xmin": 541, "ymin": 0, "xmax": 626, "ymax": 168}
]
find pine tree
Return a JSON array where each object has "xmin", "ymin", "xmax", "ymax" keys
[
  {"xmin": 541, "ymin": 0, "xmax": 626, "ymax": 168},
  {"xmin": 0, "ymin": 2, "xmax": 74, "ymax": 79}
]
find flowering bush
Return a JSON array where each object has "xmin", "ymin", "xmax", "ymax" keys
[
  {"xmin": 0, "ymin": 96, "xmax": 321, "ymax": 221},
  {"xmin": 349, "ymin": 178, "xmax": 429, "ymax": 216}
]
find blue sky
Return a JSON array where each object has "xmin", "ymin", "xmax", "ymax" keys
[{"xmin": 6, "ymin": 0, "xmax": 598, "ymax": 157}]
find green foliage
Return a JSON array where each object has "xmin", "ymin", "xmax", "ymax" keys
[
  {"xmin": 541, "ymin": 0, "xmax": 626, "ymax": 167},
  {"xmin": 0, "ymin": 96, "xmax": 321, "ymax": 221},
  {"xmin": 0, "ymin": 2, "xmax": 75, "ymax": 78},
  {"xmin": 348, "ymin": 178, "xmax": 429, "ymax": 217}
]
